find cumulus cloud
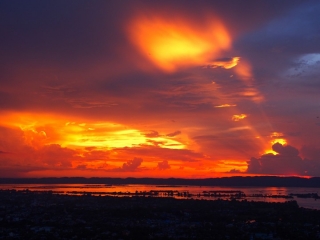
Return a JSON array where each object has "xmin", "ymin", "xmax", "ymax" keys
[
  {"xmin": 157, "ymin": 160, "xmax": 170, "ymax": 170},
  {"xmin": 272, "ymin": 143, "xmax": 299, "ymax": 156},
  {"xmin": 247, "ymin": 143, "xmax": 320, "ymax": 176},
  {"xmin": 121, "ymin": 157, "xmax": 143, "ymax": 171},
  {"xmin": 300, "ymin": 145, "xmax": 320, "ymax": 160},
  {"xmin": 0, "ymin": 126, "xmax": 81, "ymax": 173},
  {"xmin": 38, "ymin": 144, "xmax": 76, "ymax": 168}
]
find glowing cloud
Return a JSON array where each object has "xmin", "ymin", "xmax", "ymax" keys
[
  {"xmin": 264, "ymin": 132, "xmax": 287, "ymax": 155},
  {"xmin": 205, "ymin": 57, "xmax": 240, "ymax": 69},
  {"xmin": 269, "ymin": 132, "xmax": 287, "ymax": 147},
  {"xmin": 234, "ymin": 58, "xmax": 252, "ymax": 81},
  {"xmin": 128, "ymin": 14, "xmax": 231, "ymax": 72},
  {"xmin": 232, "ymin": 58, "xmax": 264, "ymax": 103},
  {"xmin": 214, "ymin": 104, "xmax": 237, "ymax": 108},
  {"xmin": 232, "ymin": 114, "xmax": 247, "ymax": 122},
  {"xmin": 0, "ymin": 112, "xmax": 185, "ymax": 150}
]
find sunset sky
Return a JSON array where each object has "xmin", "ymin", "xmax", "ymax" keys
[{"xmin": 1, "ymin": 0, "xmax": 320, "ymax": 178}]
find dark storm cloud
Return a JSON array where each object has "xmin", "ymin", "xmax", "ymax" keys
[
  {"xmin": 300, "ymin": 145, "xmax": 320, "ymax": 161},
  {"xmin": 260, "ymin": 3, "xmax": 320, "ymax": 53},
  {"xmin": 0, "ymin": 0, "xmax": 311, "ymax": 118},
  {"xmin": 231, "ymin": 2, "xmax": 320, "ymax": 154},
  {"xmin": 272, "ymin": 143, "xmax": 299, "ymax": 157},
  {"xmin": 135, "ymin": 0, "xmax": 308, "ymax": 36},
  {"xmin": 234, "ymin": 1, "xmax": 320, "ymax": 81},
  {"xmin": 247, "ymin": 143, "xmax": 320, "ymax": 176},
  {"xmin": 0, "ymin": 1, "xmax": 131, "ymax": 66},
  {"xmin": 0, "ymin": 0, "xmax": 309, "ymax": 78}
]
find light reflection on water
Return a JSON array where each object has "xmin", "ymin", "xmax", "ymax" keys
[{"xmin": 1, "ymin": 184, "xmax": 320, "ymax": 209}]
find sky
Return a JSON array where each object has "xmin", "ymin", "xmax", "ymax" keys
[{"xmin": 1, "ymin": 0, "xmax": 320, "ymax": 178}]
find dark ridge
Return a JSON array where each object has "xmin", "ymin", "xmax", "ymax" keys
[{"xmin": 0, "ymin": 176, "xmax": 320, "ymax": 187}]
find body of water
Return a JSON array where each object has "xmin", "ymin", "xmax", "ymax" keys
[{"xmin": 1, "ymin": 184, "xmax": 320, "ymax": 209}]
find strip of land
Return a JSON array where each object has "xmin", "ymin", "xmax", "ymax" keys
[{"xmin": 1, "ymin": 176, "xmax": 320, "ymax": 187}]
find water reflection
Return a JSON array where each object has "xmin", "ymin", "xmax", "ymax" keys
[{"xmin": 0, "ymin": 184, "xmax": 319, "ymax": 209}]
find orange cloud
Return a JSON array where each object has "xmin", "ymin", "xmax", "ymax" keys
[
  {"xmin": 232, "ymin": 114, "xmax": 247, "ymax": 121},
  {"xmin": 214, "ymin": 104, "xmax": 237, "ymax": 108},
  {"xmin": 232, "ymin": 58, "xmax": 264, "ymax": 102},
  {"xmin": 107, "ymin": 157, "xmax": 144, "ymax": 172},
  {"xmin": 157, "ymin": 160, "xmax": 171, "ymax": 170},
  {"xmin": 234, "ymin": 58, "xmax": 252, "ymax": 81},
  {"xmin": 0, "ymin": 112, "xmax": 185, "ymax": 150},
  {"xmin": 0, "ymin": 111, "xmax": 199, "ymax": 176},
  {"xmin": 205, "ymin": 57, "xmax": 240, "ymax": 69},
  {"xmin": 264, "ymin": 132, "xmax": 287, "ymax": 155},
  {"xmin": 127, "ymin": 13, "xmax": 231, "ymax": 72},
  {"xmin": 0, "ymin": 110, "xmax": 275, "ymax": 178}
]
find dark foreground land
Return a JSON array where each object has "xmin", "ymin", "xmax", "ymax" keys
[{"xmin": 1, "ymin": 190, "xmax": 320, "ymax": 239}]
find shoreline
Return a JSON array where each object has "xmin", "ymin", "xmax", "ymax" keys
[{"xmin": 1, "ymin": 176, "xmax": 320, "ymax": 188}]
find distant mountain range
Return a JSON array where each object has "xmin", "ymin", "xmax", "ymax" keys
[{"xmin": 1, "ymin": 176, "xmax": 320, "ymax": 187}]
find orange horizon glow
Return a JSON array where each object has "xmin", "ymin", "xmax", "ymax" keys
[
  {"xmin": 0, "ymin": 110, "xmax": 276, "ymax": 178},
  {"xmin": 0, "ymin": 111, "xmax": 187, "ymax": 150},
  {"xmin": 1, "ymin": 107, "xmax": 276, "ymax": 177}
]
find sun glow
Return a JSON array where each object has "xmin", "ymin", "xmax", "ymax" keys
[
  {"xmin": 264, "ymin": 132, "xmax": 287, "ymax": 155},
  {"xmin": 128, "ymin": 14, "xmax": 231, "ymax": 72}
]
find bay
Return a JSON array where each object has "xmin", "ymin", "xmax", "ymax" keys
[{"xmin": 1, "ymin": 184, "xmax": 320, "ymax": 210}]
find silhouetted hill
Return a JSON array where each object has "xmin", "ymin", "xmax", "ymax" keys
[{"xmin": 1, "ymin": 176, "xmax": 320, "ymax": 187}]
